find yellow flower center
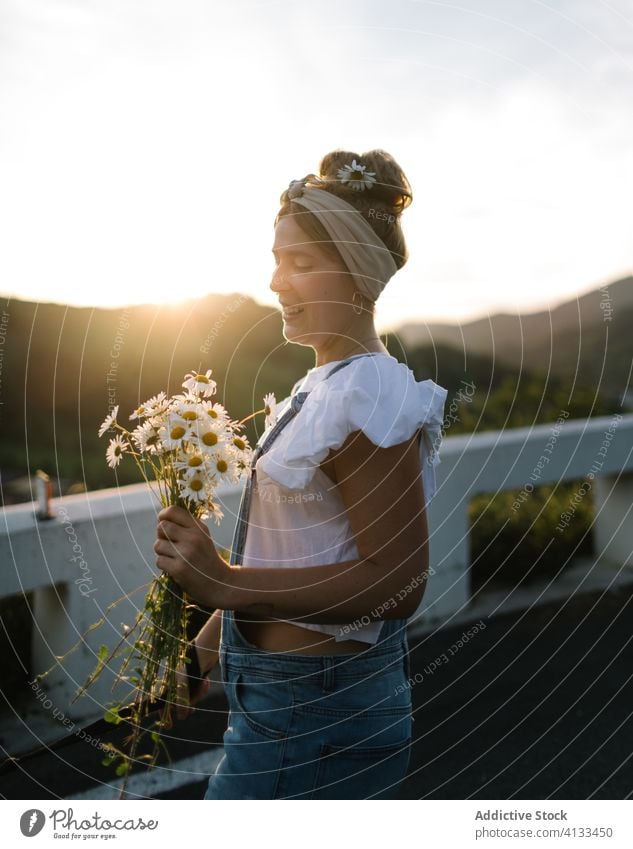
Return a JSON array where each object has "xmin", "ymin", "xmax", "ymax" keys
[
  {"xmin": 134, "ymin": 406, "xmax": 145, "ymax": 416},
  {"xmin": 182, "ymin": 410, "xmax": 198, "ymax": 420},
  {"xmin": 233, "ymin": 437, "xmax": 245, "ymax": 450},
  {"xmin": 114, "ymin": 445, "xmax": 122, "ymax": 456},
  {"xmin": 195, "ymin": 374, "xmax": 209, "ymax": 383},
  {"xmin": 190, "ymin": 478, "xmax": 204, "ymax": 491},
  {"xmin": 216, "ymin": 459, "xmax": 228, "ymax": 474},
  {"xmin": 208, "ymin": 409, "xmax": 218, "ymax": 418},
  {"xmin": 264, "ymin": 405, "xmax": 271, "ymax": 415},
  {"xmin": 202, "ymin": 431, "xmax": 218, "ymax": 446},
  {"xmin": 170, "ymin": 426, "xmax": 186, "ymax": 440},
  {"xmin": 188, "ymin": 456, "xmax": 203, "ymax": 467}
]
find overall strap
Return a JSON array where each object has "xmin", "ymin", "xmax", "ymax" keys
[
  {"xmin": 228, "ymin": 352, "xmax": 380, "ymax": 565},
  {"xmin": 255, "ymin": 352, "xmax": 382, "ymax": 461}
]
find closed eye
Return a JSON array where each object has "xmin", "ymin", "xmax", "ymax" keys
[{"xmin": 272, "ymin": 248, "xmax": 314, "ymax": 271}]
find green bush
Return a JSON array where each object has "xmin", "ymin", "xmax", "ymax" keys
[{"xmin": 469, "ymin": 479, "xmax": 595, "ymax": 595}]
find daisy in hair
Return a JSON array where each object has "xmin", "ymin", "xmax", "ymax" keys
[{"xmin": 336, "ymin": 159, "xmax": 377, "ymax": 191}]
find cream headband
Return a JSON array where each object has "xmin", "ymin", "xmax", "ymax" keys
[{"xmin": 283, "ymin": 177, "xmax": 399, "ymax": 303}]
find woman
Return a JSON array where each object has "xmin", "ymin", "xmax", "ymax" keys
[{"xmin": 154, "ymin": 149, "xmax": 448, "ymax": 799}]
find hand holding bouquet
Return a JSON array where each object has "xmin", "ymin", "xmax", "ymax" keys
[{"xmin": 36, "ymin": 368, "xmax": 275, "ymax": 798}]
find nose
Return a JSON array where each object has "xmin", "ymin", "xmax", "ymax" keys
[{"xmin": 269, "ymin": 267, "xmax": 288, "ymax": 295}]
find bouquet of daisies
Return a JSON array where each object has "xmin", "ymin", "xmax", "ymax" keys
[
  {"xmin": 36, "ymin": 368, "xmax": 276, "ymax": 798},
  {"xmin": 100, "ymin": 369, "xmax": 255, "ymax": 521}
]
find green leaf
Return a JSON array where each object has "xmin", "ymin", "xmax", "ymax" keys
[
  {"xmin": 115, "ymin": 761, "xmax": 130, "ymax": 777},
  {"xmin": 150, "ymin": 731, "xmax": 161, "ymax": 743},
  {"xmin": 98, "ymin": 644, "xmax": 108, "ymax": 662},
  {"xmin": 101, "ymin": 755, "xmax": 117, "ymax": 767},
  {"xmin": 104, "ymin": 708, "xmax": 121, "ymax": 725}
]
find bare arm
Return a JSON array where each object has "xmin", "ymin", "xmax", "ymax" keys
[
  {"xmin": 192, "ymin": 608, "xmax": 222, "ymax": 675},
  {"xmin": 156, "ymin": 431, "xmax": 429, "ymax": 622},
  {"xmin": 225, "ymin": 430, "xmax": 429, "ymax": 623}
]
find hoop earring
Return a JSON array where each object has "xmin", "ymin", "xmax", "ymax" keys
[{"xmin": 352, "ymin": 291, "xmax": 364, "ymax": 316}]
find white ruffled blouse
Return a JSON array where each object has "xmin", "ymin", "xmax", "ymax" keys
[{"xmin": 241, "ymin": 352, "xmax": 448, "ymax": 645}]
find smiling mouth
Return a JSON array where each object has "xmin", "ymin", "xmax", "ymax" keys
[{"xmin": 282, "ymin": 305, "xmax": 305, "ymax": 318}]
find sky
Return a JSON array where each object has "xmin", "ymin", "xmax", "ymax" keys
[{"xmin": 1, "ymin": 0, "xmax": 632, "ymax": 331}]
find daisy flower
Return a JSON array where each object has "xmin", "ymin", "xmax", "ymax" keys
[
  {"xmin": 336, "ymin": 159, "xmax": 377, "ymax": 191},
  {"xmin": 264, "ymin": 393, "xmax": 277, "ymax": 430},
  {"xmin": 230, "ymin": 433, "xmax": 251, "ymax": 453},
  {"xmin": 206, "ymin": 449, "xmax": 240, "ymax": 484},
  {"xmin": 200, "ymin": 500, "xmax": 225, "ymax": 526},
  {"xmin": 158, "ymin": 412, "xmax": 191, "ymax": 450},
  {"xmin": 174, "ymin": 450, "xmax": 209, "ymax": 474},
  {"xmin": 190, "ymin": 417, "xmax": 227, "ymax": 450},
  {"xmin": 130, "ymin": 421, "xmax": 161, "ymax": 454},
  {"xmin": 201, "ymin": 400, "xmax": 229, "ymax": 422},
  {"xmin": 106, "ymin": 435, "xmax": 130, "ymax": 468},
  {"xmin": 178, "ymin": 473, "xmax": 209, "ymax": 504},
  {"xmin": 171, "ymin": 399, "xmax": 207, "ymax": 427},
  {"xmin": 170, "ymin": 390, "xmax": 199, "ymax": 405},
  {"xmin": 129, "ymin": 392, "xmax": 169, "ymax": 420},
  {"xmin": 229, "ymin": 434, "xmax": 253, "ymax": 473},
  {"xmin": 145, "ymin": 391, "xmax": 170, "ymax": 414},
  {"xmin": 98, "ymin": 405, "xmax": 119, "ymax": 438},
  {"xmin": 182, "ymin": 369, "xmax": 217, "ymax": 398}
]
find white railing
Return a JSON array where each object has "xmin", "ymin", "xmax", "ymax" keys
[{"xmin": 1, "ymin": 412, "xmax": 631, "ymax": 726}]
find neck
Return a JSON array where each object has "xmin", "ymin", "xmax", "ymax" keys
[{"xmin": 314, "ymin": 332, "xmax": 389, "ymax": 367}]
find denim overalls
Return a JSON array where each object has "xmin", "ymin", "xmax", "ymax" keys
[{"xmin": 203, "ymin": 353, "xmax": 413, "ymax": 800}]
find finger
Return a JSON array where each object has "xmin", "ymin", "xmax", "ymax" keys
[
  {"xmin": 158, "ymin": 505, "xmax": 195, "ymax": 528},
  {"xmin": 153, "ymin": 538, "xmax": 180, "ymax": 556},
  {"xmin": 157, "ymin": 520, "xmax": 186, "ymax": 542},
  {"xmin": 155, "ymin": 554, "xmax": 177, "ymax": 575}
]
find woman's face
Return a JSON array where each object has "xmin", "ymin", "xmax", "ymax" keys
[{"xmin": 270, "ymin": 214, "xmax": 358, "ymax": 349}]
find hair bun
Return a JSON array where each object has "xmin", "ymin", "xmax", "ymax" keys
[
  {"xmin": 276, "ymin": 148, "xmax": 413, "ymax": 273},
  {"xmin": 318, "ymin": 148, "xmax": 412, "ymax": 215}
]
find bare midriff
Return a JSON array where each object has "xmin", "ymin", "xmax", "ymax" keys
[{"xmin": 234, "ymin": 613, "xmax": 371, "ymax": 654}]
